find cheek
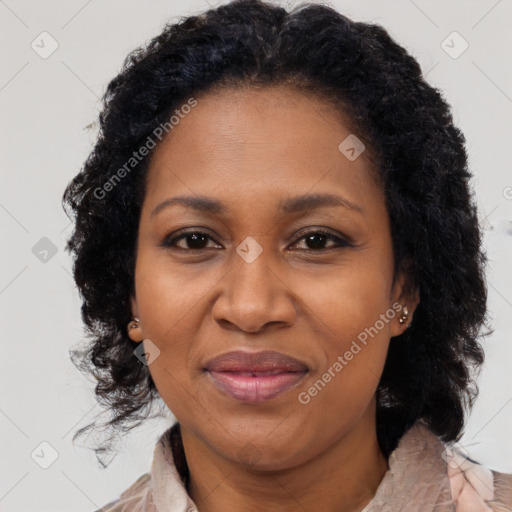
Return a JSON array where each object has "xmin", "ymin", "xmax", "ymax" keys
[
  {"xmin": 304, "ymin": 252, "xmax": 394, "ymax": 343},
  {"xmin": 133, "ymin": 247, "xmax": 213, "ymax": 339},
  {"xmin": 298, "ymin": 257, "xmax": 393, "ymax": 412},
  {"xmin": 132, "ymin": 253, "xmax": 200, "ymax": 405}
]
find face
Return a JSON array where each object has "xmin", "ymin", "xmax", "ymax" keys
[{"xmin": 129, "ymin": 86, "xmax": 415, "ymax": 470}]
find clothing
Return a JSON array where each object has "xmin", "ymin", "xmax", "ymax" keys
[{"xmin": 95, "ymin": 422, "xmax": 512, "ymax": 512}]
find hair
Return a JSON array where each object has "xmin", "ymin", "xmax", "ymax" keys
[{"xmin": 62, "ymin": 0, "xmax": 490, "ymax": 467}]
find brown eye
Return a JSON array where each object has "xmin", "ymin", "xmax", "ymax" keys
[
  {"xmin": 161, "ymin": 231, "xmax": 221, "ymax": 251},
  {"xmin": 160, "ymin": 228, "xmax": 352, "ymax": 253},
  {"xmin": 291, "ymin": 229, "xmax": 352, "ymax": 251}
]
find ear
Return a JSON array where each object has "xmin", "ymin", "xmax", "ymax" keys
[
  {"xmin": 127, "ymin": 295, "xmax": 144, "ymax": 342},
  {"xmin": 389, "ymin": 270, "xmax": 420, "ymax": 338},
  {"xmin": 130, "ymin": 295, "xmax": 139, "ymax": 319}
]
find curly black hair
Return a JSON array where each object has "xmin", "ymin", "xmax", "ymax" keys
[{"xmin": 62, "ymin": 0, "xmax": 490, "ymax": 466}]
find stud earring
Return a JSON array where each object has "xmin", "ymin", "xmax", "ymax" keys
[
  {"xmin": 127, "ymin": 317, "xmax": 140, "ymax": 332},
  {"xmin": 398, "ymin": 306, "xmax": 409, "ymax": 325}
]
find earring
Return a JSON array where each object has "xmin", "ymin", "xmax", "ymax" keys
[
  {"xmin": 127, "ymin": 317, "xmax": 140, "ymax": 332},
  {"xmin": 398, "ymin": 306, "xmax": 409, "ymax": 325}
]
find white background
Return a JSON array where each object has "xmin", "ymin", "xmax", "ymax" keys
[{"xmin": 1, "ymin": 0, "xmax": 511, "ymax": 510}]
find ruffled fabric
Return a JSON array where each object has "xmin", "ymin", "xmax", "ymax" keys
[
  {"xmin": 446, "ymin": 447, "xmax": 512, "ymax": 511},
  {"xmin": 96, "ymin": 422, "xmax": 511, "ymax": 512}
]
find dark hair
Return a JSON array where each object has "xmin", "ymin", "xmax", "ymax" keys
[{"xmin": 62, "ymin": 0, "xmax": 490, "ymax": 466}]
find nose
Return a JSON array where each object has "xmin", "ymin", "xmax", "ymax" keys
[{"xmin": 211, "ymin": 248, "xmax": 298, "ymax": 334}]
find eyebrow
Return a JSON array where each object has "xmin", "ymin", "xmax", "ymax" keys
[{"xmin": 150, "ymin": 192, "xmax": 364, "ymax": 218}]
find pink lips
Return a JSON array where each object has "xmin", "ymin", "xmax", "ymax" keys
[{"xmin": 204, "ymin": 350, "xmax": 308, "ymax": 402}]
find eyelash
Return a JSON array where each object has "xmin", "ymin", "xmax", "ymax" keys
[{"xmin": 160, "ymin": 228, "xmax": 353, "ymax": 253}]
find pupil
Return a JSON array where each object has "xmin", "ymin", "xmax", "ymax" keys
[
  {"xmin": 306, "ymin": 234, "xmax": 326, "ymax": 249},
  {"xmin": 187, "ymin": 233, "xmax": 207, "ymax": 249}
]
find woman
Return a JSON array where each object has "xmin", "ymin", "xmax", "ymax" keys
[{"xmin": 62, "ymin": 0, "xmax": 512, "ymax": 510}]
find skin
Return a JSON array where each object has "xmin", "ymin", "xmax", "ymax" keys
[{"xmin": 128, "ymin": 85, "xmax": 419, "ymax": 512}]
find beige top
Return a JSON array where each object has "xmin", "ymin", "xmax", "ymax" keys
[{"xmin": 96, "ymin": 422, "xmax": 512, "ymax": 512}]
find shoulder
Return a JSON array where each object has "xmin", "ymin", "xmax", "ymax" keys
[
  {"xmin": 94, "ymin": 472, "xmax": 152, "ymax": 512},
  {"xmin": 93, "ymin": 423, "xmax": 192, "ymax": 512},
  {"xmin": 381, "ymin": 422, "xmax": 512, "ymax": 511},
  {"xmin": 445, "ymin": 447, "xmax": 512, "ymax": 511}
]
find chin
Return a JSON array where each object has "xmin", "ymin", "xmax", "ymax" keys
[{"xmin": 211, "ymin": 426, "xmax": 311, "ymax": 471}]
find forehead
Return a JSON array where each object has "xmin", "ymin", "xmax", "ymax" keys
[{"xmin": 143, "ymin": 86, "xmax": 383, "ymax": 217}]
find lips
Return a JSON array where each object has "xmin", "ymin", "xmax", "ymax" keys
[{"xmin": 204, "ymin": 350, "xmax": 309, "ymax": 402}]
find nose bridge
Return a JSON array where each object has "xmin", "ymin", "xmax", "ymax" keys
[
  {"xmin": 212, "ymin": 236, "xmax": 296, "ymax": 331},
  {"xmin": 230, "ymin": 237, "xmax": 276, "ymax": 303}
]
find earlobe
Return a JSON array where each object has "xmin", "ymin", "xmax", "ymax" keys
[
  {"xmin": 390, "ymin": 272, "xmax": 420, "ymax": 337},
  {"xmin": 127, "ymin": 316, "xmax": 144, "ymax": 342},
  {"xmin": 128, "ymin": 296, "xmax": 144, "ymax": 342},
  {"xmin": 390, "ymin": 302, "xmax": 414, "ymax": 338}
]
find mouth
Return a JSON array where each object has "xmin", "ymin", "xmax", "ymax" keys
[{"xmin": 204, "ymin": 350, "xmax": 309, "ymax": 403}]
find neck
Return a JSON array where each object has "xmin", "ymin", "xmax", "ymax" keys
[{"xmin": 180, "ymin": 407, "xmax": 388, "ymax": 512}]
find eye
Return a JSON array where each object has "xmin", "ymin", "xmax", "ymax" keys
[
  {"xmin": 290, "ymin": 229, "xmax": 352, "ymax": 251},
  {"xmin": 160, "ymin": 231, "xmax": 221, "ymax": 251},
  {"xmin": 160, "ymin": 228, "xmax": 352, "ymax": 252}
]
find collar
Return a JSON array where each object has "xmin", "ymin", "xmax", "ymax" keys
[
  {"xmin": 148, "ymin": 421, "xmax": 454, "ymax": 512},
  {"xmin": 107, "ymin": 421, "xmax": 501, "ymax": 511}
]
